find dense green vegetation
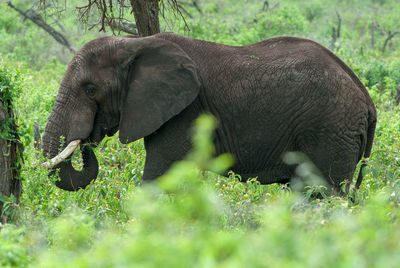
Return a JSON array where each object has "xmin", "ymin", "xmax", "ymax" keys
[{"xmin": 1, "ymin": 0, "xmax": 400, "ymax": 266}]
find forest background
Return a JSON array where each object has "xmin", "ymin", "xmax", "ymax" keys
[{"xmin": 1, "ymin": 0, "xmax": 400, "ymax": 266}]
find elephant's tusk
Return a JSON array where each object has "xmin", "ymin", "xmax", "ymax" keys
[{"xmin": 42, "ymin": 140, "xmax": 81, "ymax": 168}]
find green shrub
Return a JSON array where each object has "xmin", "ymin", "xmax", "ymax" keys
[{"xmin": 0, "ymin": 225, "xmax": 30, "ymax": 267}]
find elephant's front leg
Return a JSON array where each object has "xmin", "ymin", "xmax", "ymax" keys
[
  {"xmin": 143, "ymin": 135, "xmax": 192, "ymax": 181},
  {"xmin": 142, "ymin": 122, "xmax": 193, "ymax": 181},
  {"xmin": 141, "ymin": 103, "xmax": 201, "ymax": 181},
  {"xmin": 142, "ymin": 148, "xmax": 174, "ymax": 181}
]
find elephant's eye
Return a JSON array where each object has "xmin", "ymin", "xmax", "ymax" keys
[{"xmin": 85, "ymin": 86, "xmax": 96, "ymax": 98}]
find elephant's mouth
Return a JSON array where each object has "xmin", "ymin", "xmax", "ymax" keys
[
  {"xmin": 88, "ymin": 123, "xmax": 119, "ymax": 145},
  {"xmin": 106, "ymin": 125, "xmax": 119, "ymax": 137}
]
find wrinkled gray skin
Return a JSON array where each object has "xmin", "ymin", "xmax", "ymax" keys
[{"xmin": 42, "ymin": 33, "xmax": 376, "ymax": 193}]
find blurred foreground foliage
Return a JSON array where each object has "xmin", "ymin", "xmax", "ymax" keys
[
  {"xmin": 1, "ymin": 115, "xmax": 400, "ymax": 267},
  {"xmin": 0, "ymin": 0, "xmax": 400, "ymax": 267}
]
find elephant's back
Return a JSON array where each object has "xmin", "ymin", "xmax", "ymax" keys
[{"xmin": 216, "ymin": 37, "xmax": 371, "ymax": 170}]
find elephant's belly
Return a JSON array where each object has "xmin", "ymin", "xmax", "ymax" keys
[
  {"xmin": 214, "ymin": 133, "xmax": 295, "ymax": 183},
  {"xmin": 232, "ymin": 168, "xmax": 292, "ymax": 184}
]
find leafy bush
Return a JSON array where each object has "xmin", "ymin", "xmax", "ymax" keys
[{"xmin": 0, "ymin": 225, "xmax": 30, "ymax": 267}]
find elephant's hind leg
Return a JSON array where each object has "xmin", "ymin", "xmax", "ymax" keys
[{"xmin": 297, "ymin": 134, "xmax": 360, "ymax": 194}]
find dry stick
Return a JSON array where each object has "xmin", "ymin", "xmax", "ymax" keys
[
  {"xmin": 382, "ymin": 30, "xmax": 400, "ymax": 52},
  {"xmin": 331, "ymin": 9, "xmax": 342, "ymax": 50},
  {"xmin": 7, "ymin": 1, "xmax": 76, "ymax": 54}
]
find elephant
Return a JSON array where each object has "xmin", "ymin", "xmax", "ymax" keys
[{"xmin": 42, "ymin": 32, "xmax": 376, "ymax": 193}]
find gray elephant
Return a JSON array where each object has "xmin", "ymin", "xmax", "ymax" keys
[{"xmin": 42, "ymin": 33, "xmax": 376, "ymax": 193}]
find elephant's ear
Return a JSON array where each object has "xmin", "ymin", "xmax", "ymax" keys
[{"xmin": 118, "ymin": 37, "xmax": 201, "ymax": 143}]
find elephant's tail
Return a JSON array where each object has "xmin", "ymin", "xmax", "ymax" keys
[{"xmin": 355, "ymin": 110, "xmax": 377, "ymax": 189}]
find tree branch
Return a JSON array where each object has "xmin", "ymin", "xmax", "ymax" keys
[
  {"xmin": 382, "ymin": 30, "xmax": 400, "ymax": 52},
  {"xmin": 109, "ymin": 19, "xmax": 138, "ymax": 35},
  {"xmin": 7, "ymin": 1, "xmax": 76, "ymax": 54},
  {"xmin": 42, "ymin": 0, "xmax": 188, "ymax": 35}
]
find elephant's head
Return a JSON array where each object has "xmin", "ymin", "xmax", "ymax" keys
[{"xmin": 42, "ymin": 35, "xmax": 201, "ymax": 191}]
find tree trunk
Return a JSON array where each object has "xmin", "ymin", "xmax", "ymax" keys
[
  {"xmin": 131, "ymin": 0, "xmax": 160, "ymax": 36},
  {"xmin": 0, "ymin": 92, "xmax": 23, "ymax": 222}
]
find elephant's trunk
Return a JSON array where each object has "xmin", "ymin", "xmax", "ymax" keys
[
  {"xmin": 42, "ymin": 137, "xmax": 99, "ymax": 191},
  {"xmin": 42, "ymin": 94, "xmax": 99, "ymax": 191},
  {"xmin": 54, "ymin": 145, "xmax": 99, "ymax": 191}
]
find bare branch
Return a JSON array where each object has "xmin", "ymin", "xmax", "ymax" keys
[
  {"xmin": 177, "ymin": 4, "xmax": 193, "ymax": 19},
  {"xmin": 7, "ymin": 1, "xmax": 76, "ymax": 54},
  {"xmin": 40, "ymin": 0, "xmax": 189, "ymax": 36},
  {"xmin": 163, "ymin": 0, "xmax": 189, "ymax": 33},
  {"xmin": 109, "ymin": 19, "xmax": 138, "ymax": 35},
  {"xmin": 382, "ymin": 30, "xmax": 400, "ymax": 52}
]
